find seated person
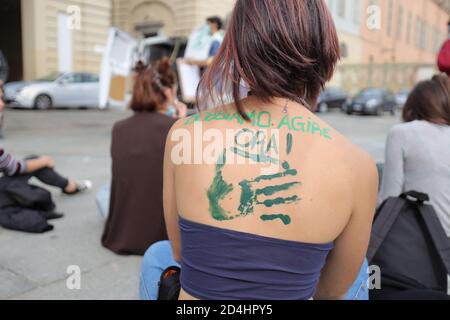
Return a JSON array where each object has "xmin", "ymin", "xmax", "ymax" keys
[
  {"xmin": 101, "ymin": 58, "xmax": 187, "ymax": 255},
  {"xmin": 0, "ymin": 151, "xmax": 90, "ymax": 194},
  {"xmin": 160, "ymin": 0, "xmax": 378, "ymax": 300},
  {"xmin": 379, "ymin": 74, "xmax": 450, "ymax": 236},
  {"xmin": 0, "ymin": 152, "xmax": 91, "ymax": 233},
  {"xmin": 139, "ymin": 241, "xmax": 370, "ymax": 300}
]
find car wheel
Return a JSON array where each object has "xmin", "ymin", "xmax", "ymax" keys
[
  {"xmin": 318, "ymin": 102, "xmax": 328, "ymax": 113},
  {"xmin": 34, "ymin": 94, "xmax": 53, "ymax": 110}
]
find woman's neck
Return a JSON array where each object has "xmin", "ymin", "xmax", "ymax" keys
[
  {"xmin": 156, "ymin": 101, "xmax": 170, "ymax": 115},
  {"xmin": 243, "ymin": 96, "xmax": 311, "ymax": 114}
]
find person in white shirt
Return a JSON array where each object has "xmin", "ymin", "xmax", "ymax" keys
[{"xmin": 379, "ymin": 74, "xmax": 450, "ymax": 236}]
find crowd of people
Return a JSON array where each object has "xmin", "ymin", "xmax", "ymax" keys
[{"xmin": 1, "ymin": 0, "xmax": 450, "ymax": 301}]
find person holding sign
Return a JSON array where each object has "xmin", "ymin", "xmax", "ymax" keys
[{"xmin": 183, "ymin": 16, "xmax": 225, "ymax": 68}]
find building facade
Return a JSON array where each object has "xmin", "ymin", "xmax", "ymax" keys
[
  {"xmin": 2, "ymin": 0, "xmax": 449, "ymax": 87},
  {"xmin": 327, "ymin": 0, "xmax": 364, "ymax": 65},
  {"xmin": 8, "ymin": 0, "xmax": 111, "ymax": 81},
  {"xmin": 111, "ymin": 0, "xmax": 234, "ymax": 39},
  {"xmin": 326, "ymin": 0, "xmax": 364, "ymax": 90},
  {"xmin": 332, "ymin": 0, "xmax": 449, "ymax": 92},
  {"xmin": 2, "ymin": 0, "xmax": 234, "ymax": 81}
]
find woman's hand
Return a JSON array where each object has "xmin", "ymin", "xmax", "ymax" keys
[
  {"xmin": 174, "ymin": 99, "xmax": 187, "ymax": 118},
  {"xmin": 163, "ymin": 86, "xmax": 188, "ymax": 119},
  {"xmin": 179, "ymin": 58, "xmax": 194, "ymax": 65},
  {"xmin": 179, "ymin": 57, "xmax": 208, "ymax": 67},
  {"xmin": 26, "ymin": 155, "xmax": 55, "ymax": 173},
  {"xmin": 40, "ymin": 155, "xmax": 55, "ymax": 168}
]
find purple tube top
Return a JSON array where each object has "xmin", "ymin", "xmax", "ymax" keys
[{"xmin": 179, "ymin": 217, "xmax": 333, "ymax": 300}]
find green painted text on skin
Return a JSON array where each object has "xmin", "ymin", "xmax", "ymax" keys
[
  {"xmin": 231, "ymin": 129, "xmax": 280, "ymax": 165},
  {"xmin": 231, "ymin": 147, "xmax": 279, "ymax": 165},
  {"xmin": 286, "ymin": 133, "xmax": 293, "ymax": 155},
  {"xmin": 184, "ymin": 110, "xmax": 333, "ymax": 140}
]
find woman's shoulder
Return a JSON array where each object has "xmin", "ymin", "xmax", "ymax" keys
[
  {"xmin": 389, "ymin": 120, "xmax": 438, "ymax": 132},
  {"xmin": 386, "ymin": 121, "xmax": 428, "ymax": 141},
  {"xmin": 325, "ymin": 126, "xmax": 378, "ymax": 199},
  {"xmin": 112, "ymin": 113, "xmax": 143, "ymax": 131},
  {"xmin": 314, "ymin": 115, "xmax": 377, "ymax": 180}
]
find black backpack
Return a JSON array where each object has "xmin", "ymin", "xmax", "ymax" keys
[
  {"xmin": 157, "ymin": 266, "xmax": 181, "ymax": 300},
  {"xmin": 368, "ymin": 191, "xmax": 450, "ymax": 300}
]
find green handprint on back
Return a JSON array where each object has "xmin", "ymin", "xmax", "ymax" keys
[{"xmin": 207, "ymin": 151, "xmax": 301, "ymax": 225}]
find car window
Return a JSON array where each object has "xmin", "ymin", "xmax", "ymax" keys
[
  {"xmin": 37, "ymin": 72, "xmax": 62, "ymax": 82},
  {"xmin": 82, "ymin": 74, "xmax": 99, "ymax": 83},
  {"xmin": 358, "ymin": 89, "xmax": 383, "ymax": 98},
  {"xmin": 60, "ymin": 73, "xmax": 84, "ymax": 83},
  {"xmin": 399, "ymin": 89, "xmax": 410, "ymax": 95},
  {"xmin": 331, "ymin": 89, "xmax": 345, "ymax": 96},
  {"xmin": 384, "ymin": 90, "xmax": 394, "ymax": 97},
  {"xmin": 323, "ymin": 88, "xmax": 339, "ymax": 97}
]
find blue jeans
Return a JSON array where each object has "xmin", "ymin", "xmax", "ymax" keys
[
  {"xmin": 139, "ymin": 241, "xmax": 369, "ymax": 300},
  {"xmin": 139, "ymin": 241, "xmax": 181, "ymax": 300}
]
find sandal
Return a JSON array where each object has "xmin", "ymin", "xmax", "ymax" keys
[{"xmin": 63, "ymin": 180, "xmax": 92, "ymax": 195}]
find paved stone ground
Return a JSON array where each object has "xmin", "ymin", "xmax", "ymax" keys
[{"xmin": 0, "ymin": 107, "xmax": 400, "ymax": 300}]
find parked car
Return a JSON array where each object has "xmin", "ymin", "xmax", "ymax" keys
[
  {"xmin": 395, "ymin": 88, "xmax": 410, "ymax": 108},
  {"xmin": 13, "ymin": 72, "xmax": 99, "ymax": 109},
  {"xmin": 3, "ymin": 73, "xmax": 61, "ymax": 105},
  {"xmin": 343, "ymin": 88, "xmax": 397, "ymax": 116},
  {"xmin": 316, "ymin": 88, "xmax": 348, "ymax": 113}
]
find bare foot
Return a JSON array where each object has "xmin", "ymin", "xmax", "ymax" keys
[{"xmin": 64, "ymin": 180, "xmax": 78, "ymax": 193}]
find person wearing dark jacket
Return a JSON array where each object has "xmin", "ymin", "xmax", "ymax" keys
[
  {"xmin": 0, "ymin": 152, "xmax": 91, "ymax": 233},
  {"xmin": 101, "ymin": 58, "xmax": 186, "ymax": 255},
  {"xmin": 0, "ymin": 50, "xmax": 8, "ymax": 84}
]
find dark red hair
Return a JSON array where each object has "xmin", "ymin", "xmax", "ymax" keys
[
  {"xmin": 130, "ymin": 57, "xmax": 176, "ymax": 112},
  {"xmin": 197, "ymin": 0, "xmax": 340, "ymax": 118}
]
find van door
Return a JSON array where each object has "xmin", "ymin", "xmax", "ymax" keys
[{"xmin": 99, "ymin": 28, "xmax": 138, "ymax": 109}]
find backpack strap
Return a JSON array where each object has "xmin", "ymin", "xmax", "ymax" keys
[
  {"xmin": 417, "ymin": 204, "xmax": 450, "ymax": 275},
  {"xmin": 400, "ymin": 191, "xmax": 429, "ymax": 204},
  {"xmin": 367, "ymin": 196, "xmax": 406, "ymax": 262}
]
